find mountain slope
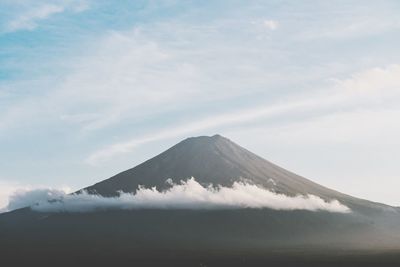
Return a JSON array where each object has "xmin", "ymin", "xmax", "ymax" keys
[{"xmin": 83, "ymin": 134, "xmax": 387, "ymax": 212}]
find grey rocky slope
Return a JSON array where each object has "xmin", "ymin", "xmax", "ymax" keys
[{"xmin": 83, "ymin": 134, "xmax": 389, "ymax": 212}]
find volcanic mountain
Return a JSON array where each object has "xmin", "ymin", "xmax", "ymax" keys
[
  {"xmin": 1, "ymin": 135, "xmax": 400, "ymax": 266},
  {"xmin": 83, "ymin": 134, "xmax": 385, "ymax": 212}
]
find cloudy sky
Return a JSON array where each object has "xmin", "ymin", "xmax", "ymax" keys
[{"xmin": 1, "ymin": 0, "xmax": 400, "ymax": 209}]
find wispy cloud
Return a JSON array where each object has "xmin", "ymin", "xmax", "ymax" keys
[
  {"xmin": 0, "ymin": 23, "xmax": 303, "ymax": 134},
  {"xmin": 6, "ymin": 4, "xmax": 65, "ymax": 32},
  {"xmin": 85, "ymin": 99, "xmax": 319, "ymax": 165},
  {"xmin": 334, "ymin": 64, "xmax": 400, "ymax": 95},
  {"xmin": 263, "ymin": 20, "xmax": 279, "ymax": 30},
  {"xmin": 86, "ymin": 64, "xmax": 400, "ymax": 164},
  {"xmin": 4, "ymin": 1, "xmax": 89, "ymax": 32}
]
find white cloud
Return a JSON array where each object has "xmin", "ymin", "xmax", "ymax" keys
[
  {"xmin": 85, "ymin": 64, "xmax": 400, "ymax": 165},
  {"xmin": 5, "ymin": 1, "xmax": 89, "ymax": 32},
  {"xmin": 0, "ymin": 182, "xmax": 20, "ymax": 212},
  {"xmin": 263, "ymin": 20, "xmax": 279, "ymax": 30},
  {"xmin": 1, "ymin": 19, "xmax": 309, "ymax": 135},
  {"xmin": 229, "ymin": 108, "xmax": 400, "ymax": 147},
  {"xmin": 85, "ymin": 98, "xmax": 321, "ymax": 165},
  {"xmin": 27, "ymin": 178, "xmax": 350, "ymax": 213},
  {"xmin": 6, "ymin": 188, "xmax": 67, "ymax": 211},
  {"xmin": 0, "ymin": 18, "xmax": 369, "ymax": 138},
  {"xmin": 7, "ymin": 4, "xmax": 65, "ymax": 32},
  {"xmin": 229, "ymin": 65, "xmax": 400, "ymax": 146},
  {"xmin": 295, "ymin": 4, "xmax": 400, "ymax": 40},
  {"xmin": 71, "ymin": 0, "xmax": 89, "ymax": 12},
  {"xmin": 0, "ymin": 182, "xmax": 71, "ymax": 213},
  {"xmin": 334, "ymin": 64, "xmax": 400, "ymax": 95}
]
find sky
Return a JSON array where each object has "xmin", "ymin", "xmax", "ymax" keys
[{"xmin": 0, "ymin": 0, "xmax": 400, "ymax": 209}]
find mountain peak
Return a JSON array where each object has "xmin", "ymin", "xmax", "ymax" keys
[
  {"xmin": 84, "ymin": 135, "xmax": 351, "ymax": 206},
  {"xmin": 182, "ymin": 134, "xmax": 228, "ymax": 144},
  {"xmin": 211, "ymin": 133, "xmax": 224, "ymax": 139},
  {"xmin": 175, "ymin": 134, "xmax": 235, "ymax": 154}
]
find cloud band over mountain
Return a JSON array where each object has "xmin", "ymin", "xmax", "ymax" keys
[{"xmin": 6, "ymin": 178, "xmax": 350, "ymax": 213}]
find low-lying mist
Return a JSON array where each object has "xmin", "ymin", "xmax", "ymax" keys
[{"xmin": 7, "ymin": 178, "xmax": 350, "ymax": 213}]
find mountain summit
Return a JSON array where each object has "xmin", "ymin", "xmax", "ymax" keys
[
  {"xmin": 85, "ymin": 134, "xmax": 323, "ymax": 195},
  {"xmin": 83, "ymin": 135, "xmax": 382, "ymax": 211}
]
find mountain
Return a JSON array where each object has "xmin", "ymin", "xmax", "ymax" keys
[
  {"xmin": 1, "ymin": 135, "xmax": 400, "ymax": 266},
  {"xmin": 83, "ymin": 134, "xmax": 386, "ymax": 212},
  {"xmin": 85, "ymin": 134, "xmax": 332, "ymax": 195}
]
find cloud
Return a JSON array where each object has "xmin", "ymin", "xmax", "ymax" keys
[
  {"xmin": 334, "ymin": 64, "xmax": 400, "ymax": 95},
  {"xmin": 26, "ymin": 178, "xmax": 350, "ymax": 213},
  {"xmin": 0, "ymin": 182, "xmax": 20, "ymax": 212},
  {"xmin": 7, "ymin": 188, "xmax": 67, "ymax": 211},
  {"xmin": 263, "ymin": 20, "xmax": 279, "ymax": 30},
  {"xmin": 5, "ymin": 1, "xmax": 89, "ymax": 32},
  {"xmin": 85, "ymin": 99, "xmax": 316, "ymax": 165},
  {"xmin": 85, "ymin": 64, "xmax": 400, "ymax": 164},
  {"xmin": 0, "ymin": 17, "xmax": 309, "ymax": 136},
  {"xmin": 6, "ymin": 4, "xmax": 65, "ymax": 32},
  {"xmin": 294, "ymin": 3, "xmax": 400, "ymax": 40},
  {"xmin": 0, "ymin": 184, "xmax": 71, "ymax": 213},
  {"xmin": 3, "ymin": 14, "xmax": 396, "ymax": 141}
]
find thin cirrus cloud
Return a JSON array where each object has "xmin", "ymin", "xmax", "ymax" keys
[
  {"xmin": 5, "ymin": 1, "xmax": 88, "ymax": 32},
  {"xmin": 85, "ymin": 98, "xmax": 320, "ymax": 165},
  {"xmin": 334, "ymin": 64, "xmax": 400, "ymax": 94},
  {"xmin": 263, "ymin": 20, "xmax": 279, "ymax": 30},
  {"xmin": 3, "ymin": 18, "xmax": 397, "ymax": 138},
  {"xmin": 86, "ymin": 64, "xmax": 400, "ymax": 165},
  {"xmin": 5, "ymin": 178, "xmax": 350, "ymax": 213},
  {"xmin": 6, "ymin": 4, "xmax": 65, "ymax": 32}
]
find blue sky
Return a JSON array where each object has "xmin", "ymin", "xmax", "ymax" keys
[{"xmin": 1, "ymin": 0, "xmax": 400, "ymax": 208}]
